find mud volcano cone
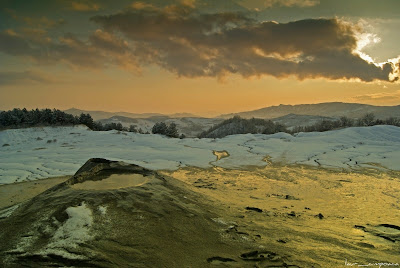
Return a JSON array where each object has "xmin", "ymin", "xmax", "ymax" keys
[{"xmin": 1, "ymin": 158, "xmax": 290, "ymax": 267}]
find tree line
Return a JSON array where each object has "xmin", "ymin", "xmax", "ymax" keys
[
  {"xmin": 0, "ymin": 108, "xmax": 143, "ymax": 133},
  {"xmin": 0, "ymin": 108, "xmax": 91, "ymax": 129},
  {"xmin": 1, "ymin": 108, "xmax": 399, "ymax": 138},
  {"xmin": 0, "ymin": 108, "xmax": 182, "ymax": 137},
  {"xmin": 291, "ymin": 113, "xmax": 400, "ymax": 133},
  {"xmin": 198, "ymin": 116, "xmax": 287, "ymax": 138},
  {"xmin": 151, "ymin": 122, "xmax": 185, "ymax": 138},
  {"xmin": 198, "ymin": 114, "xmax": 400, "ymax": 138}
]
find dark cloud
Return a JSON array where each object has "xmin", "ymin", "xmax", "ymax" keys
[
  {"xmin": 5, "ymin": 9, "xmax": 65, "ymax": 29},
  {"xmin": 0, "ymin": 30, "xmax": 100, "ymax": 67},
  {"xmin": 89, "ymin": 29, "xmax": 129, "ymax": 53},
  {"xmin": 0, "ymin": 70, "xmax": 55, "ymax": 85},
  {"xmin": 91, "ymin": 4, "xmax": 398, "ymax": 81},
  {"xmin": 0, "ymin": 2, "xmax": 398, "ymax": 82},
  {"xmin": 0, "ymin": 28, "xmax": 138, "ymax": 71},
  {"xmin": 0, "ymin": 30, "xmax": 33, "ymax": 56}
]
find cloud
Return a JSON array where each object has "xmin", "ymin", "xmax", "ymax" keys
[
  {"xmin": 130, "ymin": 2, "xmax": 156, "ymax": 10},
  {"xmin": 90, "ymin": 4, "xmax": 399, "ymax": 81},
  {"xmin": 70, "ymin": 1, "xmax": 100, "ymax": 11},
  {"xmin": 352, "ymin": 90, "xmax": 400, "ymax": 103},
  {"xmin": 0, "ymin": 70, "xmax": 56, "ymax": 86},
  {"xmin": 0, "ymin": 2, "xmax": 399, "ymax": 82},
  {"xmin": 0, "ymin": 30, "xmax": 34, "ymax": 57},
  {"xmin": 89, "ymin": 29, "xmax": 129, "ymax": 53},
  {"xmin": 89, "ymin": 29, "xmax": 140, "ymax": 71},
  {"xmin": 263, "ymin": 0, "xmax": 319, "ymax": 8},
  {"xmin": 181, "ymin": 0, "xmax": 196, "ymax": 8},
  {"xmin": 5, "ymin": 9, "xmax": 65, "ymax": 29},
  {"xmin": 237, "ymin": 0, "xmax": 319, "ymax": 10},
  {"xmin": 0, "ymin": 29, "xmax": 139, "ymax": 71}
]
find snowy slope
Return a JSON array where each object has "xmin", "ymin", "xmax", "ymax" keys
[{"xmin": 1, "ymin": 125, "xmax": 399, "ymax": 184}]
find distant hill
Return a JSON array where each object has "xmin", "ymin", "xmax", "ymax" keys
[
  {"xmin": 64, "ymin": 108, "xmax": 198, "ymax": 121},
  {"xmin": 64, "ymin": 102, "xmax": 400, "ymax": 135},
  {"xmin": 220, "ymin": 102, "xmax": 400, "ymax": 120}
]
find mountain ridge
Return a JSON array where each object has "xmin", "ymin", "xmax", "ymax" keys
[
  {"xmin": 65, "ymin": 102, "xmax": 400, "ymax": 122},
  {"xmin": 64, "ymin": 108, "xmax": 199, "ymax": 121},
  {"xmin": 219, "ymin": 102, "xmax": 400, "ymax": 119}
]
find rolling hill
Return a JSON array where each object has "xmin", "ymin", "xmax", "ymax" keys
[
  {"xmin": 220, "ymin": 102, "xmax": 400, "ymax": 120},
  {"xmin": 64, "ymin": 108, "xmax": 198, "ymax": 121}
]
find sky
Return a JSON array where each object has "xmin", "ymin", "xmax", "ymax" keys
[{"xmin": 0, "ymin": 0, "xmax": 400, "ymax": 116}]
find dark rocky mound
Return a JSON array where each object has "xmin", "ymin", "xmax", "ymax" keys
[{"xmin": 0, "ymin": 158, "xmax": 292, "ymax": 267}]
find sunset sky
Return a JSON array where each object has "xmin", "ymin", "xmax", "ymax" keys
[{"xmin": 1, "ymin": 0, "xmax": 400, "ymax": 116}]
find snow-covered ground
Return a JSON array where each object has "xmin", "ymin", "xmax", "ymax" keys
[{"xmin": 1, "ymin": 125, "xmax": 399, "ymax": 184}]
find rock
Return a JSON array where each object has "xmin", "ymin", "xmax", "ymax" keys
[
  {"xmin": 193, "ymin": 178, "xmax": 217, "ymax": 189},
  {"xmin": 270, "ymin": 194, "xmax": 301, "ymax": 200},
  {"xmin": 357, "ymin": 242, "xmax": 375, "ymax": 248},
  {"xmin": 245, "ymin": 206, "xmax": 263, "ymax": 213},
  {"xmin": 240, "ymin": 250, "xmax": 278, "ymax": 261},
  {"xmin": 354, "ymin": 225, "xmax": 366, "ymax": 230},
  {"xmin": 207, "ymin": 256, "xmax": 236, "ymax": 263},
  {"xmin": 355, "ymin": 224, "xmax": 400, "ymax": 244},
  {"xmin": 288, "ymin": 211, "xmax": 297, "ymax": 217},
  {"xmin": 378, "ymin": 224, "xmax": 400, "ymax": 231}
]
